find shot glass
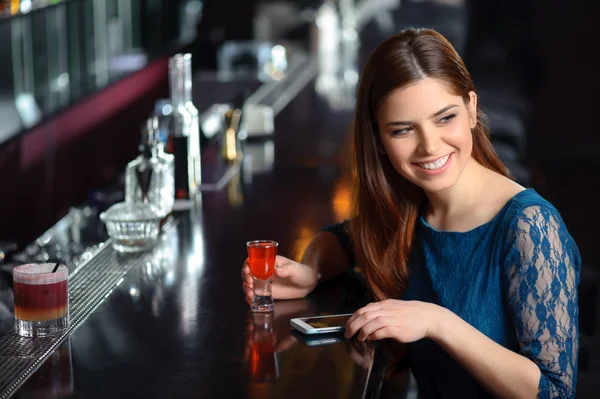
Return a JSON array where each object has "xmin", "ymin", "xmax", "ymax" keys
[
  {"xmin": 13, "ymin": 263, "xmax": 70, "ymax": 337},
  {"xmin": 246, "ymin": 240, "xmax": 278, "ymax": 312}
]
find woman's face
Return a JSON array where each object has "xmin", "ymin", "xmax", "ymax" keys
[{"xmin": 377, "ymin": 77, "xmax": 477, "ymax": 194}]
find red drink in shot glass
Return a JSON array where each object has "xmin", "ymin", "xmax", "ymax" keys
[
  {"xmin": 13, "ymin": 263, "xmax": 70, "ymax": 337},
  {"xmin": 246, "ymin": 240, "xmax": 278, "ymax": 312}
]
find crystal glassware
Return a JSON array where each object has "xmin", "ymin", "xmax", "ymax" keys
[
  {"xmin": 100, "ymin": 202, "xmax": 163, "ymax": 253},
  {"xmin": 125, "ymin": 117, "xmax": 175, "ymax": 217}
]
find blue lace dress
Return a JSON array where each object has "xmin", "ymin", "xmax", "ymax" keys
[
  {"xmin": 324, "ymin": 188, "xmax": 580, "ymax": 398},
  {"xmin": 404, "ymin": 188, "xmax": 580, "ymax": 398}
]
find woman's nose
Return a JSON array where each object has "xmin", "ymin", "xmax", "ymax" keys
[{"xmin": 417, "ymin": 129, "xmax": 440, "ymax": 155}]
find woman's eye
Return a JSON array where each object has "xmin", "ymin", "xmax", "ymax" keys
[
  {"xmin": 438, "ymin": 114, "xmax": 456, "ymax": 124},
  {"xmin": 392, "ymin": 127, "xmax": 412, "ymax": 136}
]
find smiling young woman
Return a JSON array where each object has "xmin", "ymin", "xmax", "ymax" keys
[
  {"xmin": 346, "ymin": 28, "xmax": 580, "ymax": 398},
  {"xmin": 241, "ymin": 28, "xmax": 581, "ymax": 398},
  {"xmin": 350, "ymin": 32, "xmax": 515, "ymax": 301}
]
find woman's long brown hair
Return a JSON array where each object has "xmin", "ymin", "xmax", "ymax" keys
[{"xmin": 350, "ymin": 28, "xmax": 511, "ymax": 301}]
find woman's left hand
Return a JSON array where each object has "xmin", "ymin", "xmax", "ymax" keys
[{"xmin": 344, "ymin": 299, "xmax": 447, "ymax": 342}]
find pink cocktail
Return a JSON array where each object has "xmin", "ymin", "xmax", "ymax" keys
[{"xmin": 13, "ymin": 263, "xmax": 70, "ymax": 337}]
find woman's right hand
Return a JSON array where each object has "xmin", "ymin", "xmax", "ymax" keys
[{"xmin": 242, "ymin": 255, "xmax": 319, "ymax": 303}]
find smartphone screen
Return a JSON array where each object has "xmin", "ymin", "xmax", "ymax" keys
[{"xmin": 303, "ymin": 314, "xmax": 352, "ymax": 329}]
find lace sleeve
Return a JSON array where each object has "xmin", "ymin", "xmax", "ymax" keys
[{"xmin": 505, "ymin": 204, "xmax": 581, "ymax": 398}]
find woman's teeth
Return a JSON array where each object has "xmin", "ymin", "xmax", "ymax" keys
[{"xmin": 418, "ymin": 154, "xmax": 450, "ymax": 170}]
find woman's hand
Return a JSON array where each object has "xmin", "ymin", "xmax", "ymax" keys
[
  {"xmin": 344, "ymin": 299, "xmax": 447, "ymax": 342},
  {"xmin": 242, "ymin": 255, "xmax": 319, "ymax": 303}
]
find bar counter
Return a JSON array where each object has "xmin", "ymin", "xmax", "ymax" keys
[
  {"xmin": 7, "ymin": 221, "xmax": 375, "ymax": 398},
  {"xmin": 0, "ymin": 32, "xmax": 391, "ymax": 396}
]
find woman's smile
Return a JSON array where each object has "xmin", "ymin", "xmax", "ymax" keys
[{"xmin": 415, "ymin": 153, "xmax": 452, "ymax": 171}]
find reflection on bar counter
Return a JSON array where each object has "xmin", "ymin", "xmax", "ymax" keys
[
  {"xmin": 167, "ymin": 53, "xmax": 202, "ymax": 201},
  {"xmin": 125, "ymin": 116, "xmax": 175, "ymax": 217},
  {"xmin": 16, "ymin": 339, "xmax": 75, "ymax": 398}
]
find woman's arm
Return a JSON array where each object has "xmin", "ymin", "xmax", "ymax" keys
[
  {"xmin": 346, "ymin": 300, "xmax": 541, "ymax": 398},
  {"xmin": 301, "ymin": 219, "xmax": 355, "ymax": 285},
  {"xmin": 435, "ymin": 203, "xmax": 580, "ymax": 399},
  {"xmin": 432, "ymin": 309, "xmax": 541, "ymax": 398},
  {"xmin": 301, "ymin": 230, "xmax": 353, "ymax": 284},
  {"xmin": 345, "ymin": 204, "xmax": 579, "ymax": 398},
  {"xmin": 243, "ymin": 224, "xmax": 354, "ymax": 302}
]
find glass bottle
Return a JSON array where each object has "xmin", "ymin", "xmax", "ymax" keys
[
  {"xmin": 166, "ymin": 53, "xmax": 201, "ymax": 200},
  {"xmin": 125, "ymin": 117, "xmax": 175, "ymax": 217}
]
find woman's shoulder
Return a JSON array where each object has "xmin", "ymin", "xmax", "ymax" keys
[
  {"xmin": 501, "ymin": 188, "xmax": 563, "ymax": 226},
  {"xmin": 500, "ymin": 188, "xmax": 582, "ymax": 279},
  {"xmin": 500, "ymin": 188, "xmax": 578, "ymax": 253}
]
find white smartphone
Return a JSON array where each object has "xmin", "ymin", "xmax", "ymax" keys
[{"xmin": 289, "ymin": 313, "xmax": 353, "ymax": 335}]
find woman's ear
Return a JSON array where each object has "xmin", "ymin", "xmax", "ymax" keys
[{"xmin": 467, "ymin": 91, "xmax": 478, "ymax": 129}]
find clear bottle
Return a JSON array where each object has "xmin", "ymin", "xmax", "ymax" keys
[
  {"xmin": 125, "ymin": 117, "xmax": 175, "ymax": 217},
  {"xmin": 167, "ymin": 53, "xmax": 201, "ymax": 200}
]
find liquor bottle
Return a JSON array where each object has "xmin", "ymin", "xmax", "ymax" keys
[
  {"xmin": 125, "ymin": 117, "xmax": 175, "ymax": 217},
  {"xmin": 167, "ymin": 53, "xmax": 201, "ymax": 200}
]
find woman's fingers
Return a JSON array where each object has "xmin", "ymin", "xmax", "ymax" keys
[
  {"xmin": 345, "ymin": 300, "xmax": 407, "ymax": 338},
  {"xmin": 345, "ymin": 308, "xmax": 382, "ymax": 338},
  {"xmin": 365, "ymin": 325, "xmax": 399, "ymax": 341},
  {"xmin": 244, "ymin": 285, "xmax": 253, "ymax": 304},
  {"xmin": 241, "ymin": 259, "xmax": 250, "ymax": 276},
  {"xmin": 274, "ymin": 264, "xmax": 292, "ymax": 279},
  {"xmin": 355, "ymin": 316, "xmax": 393, "ymax": 341},
  {"xmin": 242, "ymin": 259, "xmax": 253, "ymax": 305},
  {"xmin": 346, "ymin": 303, "xmax": 383, "ymax": 325},
  {"xmin": 242, "ymin": 258, "xmax": 253, "ymax": 305}
]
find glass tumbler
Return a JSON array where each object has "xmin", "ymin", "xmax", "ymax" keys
[{"xmin": 13, "ymin": 263, "xmax": 69, "ymax": 337}]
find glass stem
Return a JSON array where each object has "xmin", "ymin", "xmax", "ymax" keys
[{"xmin": 254, "ymin": 277, "xmax": 272, "ymax": 296}]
